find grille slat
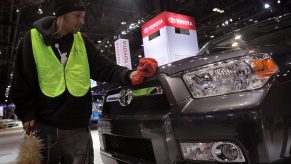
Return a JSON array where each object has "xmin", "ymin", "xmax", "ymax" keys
[
  {"xmin": 105, "ymin": 134, "xmax": 156, "ymax": 162},
  {"xmin": 103, "ymin": 94, "xmax": 169, "ymax": 115}
]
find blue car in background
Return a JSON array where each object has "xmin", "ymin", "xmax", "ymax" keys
[
  {"xmin": 90, "ymin": 110, "xmax": 101, "ymax": 123},
  {"xmin": 90, "ymin": 101, "xmax": 103, "ymax": 123}
]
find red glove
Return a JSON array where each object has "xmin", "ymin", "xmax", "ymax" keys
[
  {"xmin": 137, "ymin": 58, "xmax": 158, "ymax": 77},
  {"xmin": 131, "ymin": 71, "xmax": 144, "ymax": 85}
]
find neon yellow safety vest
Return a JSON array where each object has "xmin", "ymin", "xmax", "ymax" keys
[{"xmin": 31, "ymin": 29, "xmax": 90, "ymax": 97}]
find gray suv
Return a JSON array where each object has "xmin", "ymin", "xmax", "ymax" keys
[{"xmin": 98, "ymin": 14, "xmax": 291, "ymax": 164}]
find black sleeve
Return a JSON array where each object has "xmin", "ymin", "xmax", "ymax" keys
[
  {"xmin": 11, "ymin": 31, "xmax": 38, "ymax": 123},
  {"xmin": 82, "ymin": 34, "xmax": 132, "ymax": 84}
]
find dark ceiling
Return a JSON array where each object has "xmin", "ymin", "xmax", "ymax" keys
[{"xmin": 0, "ymin": 0, "xmax": 290, "ymax": 103}]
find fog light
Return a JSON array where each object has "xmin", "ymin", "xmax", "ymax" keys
[
  {"xmin": 212, "ymin": 142, "xmax": 245, "ymax": 162},
  {"xmin": 180, "ymin": 142, "xmax": 245, "ymax": 163}
]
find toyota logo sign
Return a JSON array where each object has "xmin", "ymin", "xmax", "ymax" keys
[
  {"xmin": 119, "ymin": 89, "xmax": 133, "ymax": 106},
  {"xmin": 143, "ymin": 27, "xmax": 149, "ymax": 34},
  {"xmin": 168, "ymin": 17, "xmax": 176, "ymax": 24}
]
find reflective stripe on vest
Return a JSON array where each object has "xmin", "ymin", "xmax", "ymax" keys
[{"xmin": 31, "ymin": 29, "xmax": 90, "ymax": 97}]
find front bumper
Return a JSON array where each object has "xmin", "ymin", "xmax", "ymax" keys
[{"xmin": 98, "ymin": 109, "xmax": 267, "ymax": 164}]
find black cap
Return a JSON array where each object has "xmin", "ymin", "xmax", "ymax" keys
[{"xmin": 54, "ymin": 0, "xmax": 86, "ymax": 17}]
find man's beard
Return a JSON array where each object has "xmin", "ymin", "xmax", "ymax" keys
[{"xmin": 72, "ymin": 27, "xmax": 81, "ymax": 34}]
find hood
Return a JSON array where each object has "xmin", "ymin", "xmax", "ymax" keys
[
  {"xmin": 158, "ymin": 48, "xmax": 250, "ymax": 75},
  {"xmin": 33, "ymin": 16, "xmax": 56, "ymax": 45}
]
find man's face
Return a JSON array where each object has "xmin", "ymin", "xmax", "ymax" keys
[{"xmin": 62, "ymin": 11, "xmax": 85, "ymax": 34}]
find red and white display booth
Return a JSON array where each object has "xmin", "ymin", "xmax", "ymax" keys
[{"xmin": 142, "ymin": 11, "xmax": 199, "ymax": 66}]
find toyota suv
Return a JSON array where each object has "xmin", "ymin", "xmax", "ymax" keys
[{"xmin": 98, "ymin": 14, "xmax": 291, "ymax": 164}]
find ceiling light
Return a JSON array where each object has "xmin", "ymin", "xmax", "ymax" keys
[
  {"xmin": 264, "ymin": 3, "xmax": 270, "ymax": 9},
  {"xmin": 107, "ymin": 41, "xmax": 110, "ymax": 43},
  {"xmin": 16, "ymin": 9, "xmax": 19, "ymax": 13},
  {"xmin": 229, "ymin": 18, "xmax": 233, "ymax": 22},
  {"xmin": 235, "ymin": 35, "xmax": 241, "ymax": 40},
  {"xmin": 38, "ymin": 8, "xmax": 43, "ymax": 14},
  {"xmin": 210, "ymin": 35, "xmax": 215, "ymax": 38},
  {"xmin": 138, "ymin": 55, "xmax": 142, "ymax": 58},
  {"xmin": 98, "ymin": 40, "xmax": 101, "ymax": 43},
  {"xmin": 53, "ymin": 12, "xmax": 56, "ymax": 15},
  {"xmin": 121, "ymin": 22, "xmax": 126, "ymax": 25},
  {"xmin": 121, "ymin": 31, "xmax": 126, "ymax": 35},
  {"xmin": 0, "ymin": 51, "xmax": 2, "ymax": 55},
  {"xmin": 225, "ymin": 20, "xmax": 229, "ymax": 25},
  {"xmin": 277, "ymin": 0, "xmax": 280, "ymax": 3},
  {"xmin": 232, "ymin": 42, "xmax": 239, "ymax": 47},
  {"xmin": 217, "ymin": 9, "xmax": 224, "ymax": 13},
  {"xmin": 213, "ymin": 8, "xmax": 218, "ymax": 12}
]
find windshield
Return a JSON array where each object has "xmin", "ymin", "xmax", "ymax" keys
[{"xmin": 198, "ymin": 14, "xmax": 291, "ymax": 56}]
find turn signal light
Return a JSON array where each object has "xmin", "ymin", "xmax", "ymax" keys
[{"xmin": 252, "ymin": 58, "xmax": 277, "ymax": 77}]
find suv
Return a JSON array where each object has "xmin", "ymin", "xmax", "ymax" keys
[{"xmin": 98, "ymin": 14, "xmax": 291, "ymax": 164}]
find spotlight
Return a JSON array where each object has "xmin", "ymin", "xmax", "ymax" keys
[
  {"xmin": 37, "ymin": 8, "xmax": 43, "ymax": 14},
  {"xmin": 264, "ymin": 3, "xmax": 270, "ymax": 9}
]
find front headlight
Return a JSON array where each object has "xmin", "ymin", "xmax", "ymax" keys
[{"xmin": 183, "ymin": 53, "xmax": 278, "ymax": 98}]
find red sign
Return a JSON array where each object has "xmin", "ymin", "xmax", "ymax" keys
[{"xmin": 142, "ymin": 11, "xmax": 196, "ymax": 38}]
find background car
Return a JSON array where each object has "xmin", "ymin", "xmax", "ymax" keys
[
  {"xmin": 90, "ymin": 100, "xmax": 103, "ymax": 124},
  {"xmin": 98, "ymin": 13, "xmax": 291, "ymax": 164}
]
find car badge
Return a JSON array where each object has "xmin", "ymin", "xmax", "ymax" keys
[{"xmin": 119, "ymin": 89, "xmax": 133, "ymax": 106}]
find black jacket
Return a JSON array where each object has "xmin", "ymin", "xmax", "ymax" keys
[{"xmin": 11, "ymin": 16, "xmax": 131, "ymax": 129}]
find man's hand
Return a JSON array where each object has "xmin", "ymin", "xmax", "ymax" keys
[
  {"xmin": 130, "ymin": 71, "xmax": 144, "ymax": 85},
  {"xmin": 130, "ymin": 58, "xmax": 158, "ymax": 85},
  {"xmin": 23, "ymin": 120, "xmax": 35, "ymax": 135},
  {"xmin": 137, "ymin": 58, "xmax": 158, "ymax": 77}
]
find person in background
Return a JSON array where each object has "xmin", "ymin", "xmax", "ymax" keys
[{"xmin": 11, "ymin": 0, "xmax": 158, "ymax": 163}]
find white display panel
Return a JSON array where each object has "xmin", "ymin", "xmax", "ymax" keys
[{"xmin": 114, "ymin": 39, "xmax": 132, "ymax": 69}]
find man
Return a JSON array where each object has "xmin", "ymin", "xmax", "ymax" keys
[{"xmin": 11, "ymin": 0, "xmax": 158, "ymax": 163}]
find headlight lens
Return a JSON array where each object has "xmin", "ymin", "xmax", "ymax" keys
[
  {"xmin": 183, "ymin": 53, "xmax": 278, "ymax": 98},
  {"xmin": 180, "ymin": 141, "xmax": 245, "ymax": 162}
]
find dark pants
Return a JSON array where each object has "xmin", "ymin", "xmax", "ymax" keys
[{"xmin": 36, "ymin": 123, "xmax": 94, "ymax": 164}]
